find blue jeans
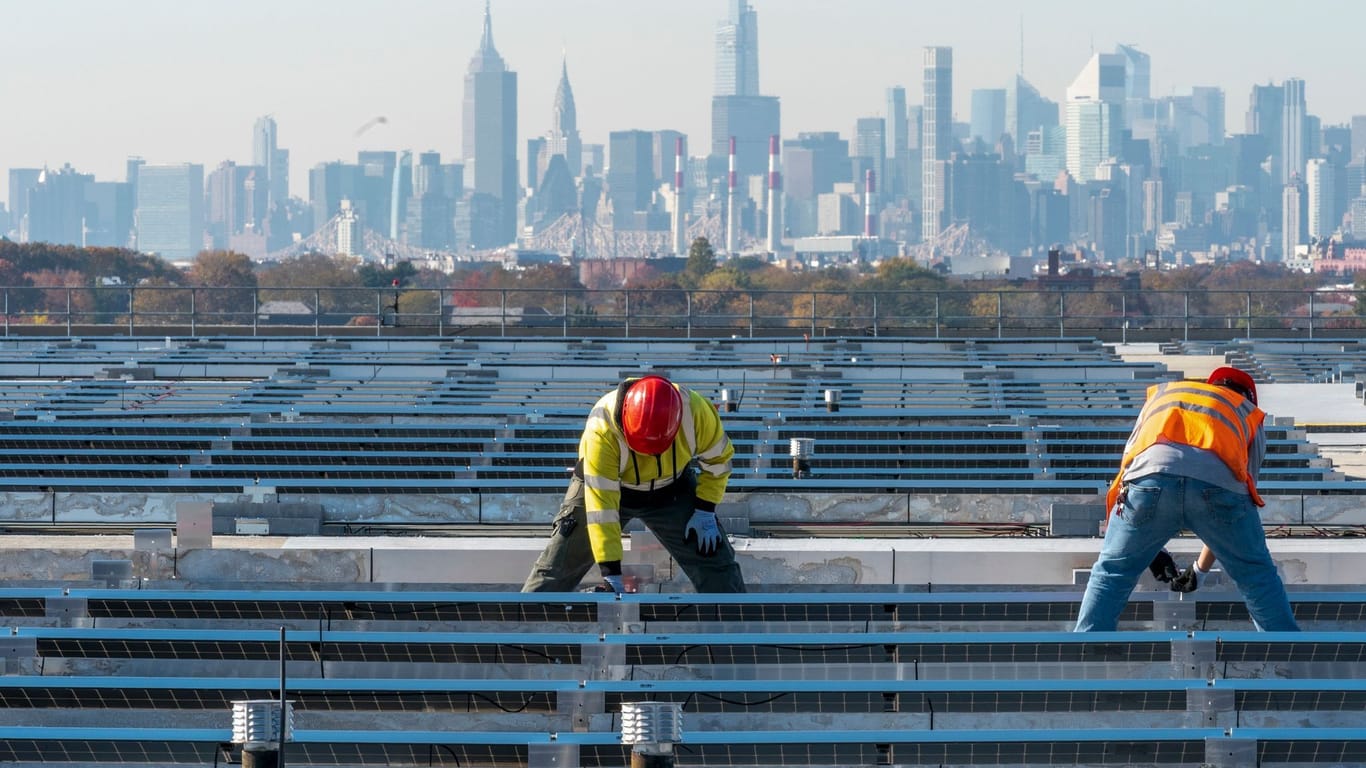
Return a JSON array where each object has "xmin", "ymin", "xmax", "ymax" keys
[{"xmin": 1075, "ymin": 473, "xmax": 1299, "ymax": 632}]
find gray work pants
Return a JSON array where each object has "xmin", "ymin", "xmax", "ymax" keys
[{"xmin": 521, "ymin": 472, "xmax": 746, "ymax": 593}]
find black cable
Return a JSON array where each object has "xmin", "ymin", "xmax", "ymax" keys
[{"xmin": 698, "ymin": 691, "xmax": 790, "ymax": 707}]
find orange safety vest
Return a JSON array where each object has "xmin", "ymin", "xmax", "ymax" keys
[{"xmin": 1105, "ymin": 380, "xmax": 1265, "ymax": 512}]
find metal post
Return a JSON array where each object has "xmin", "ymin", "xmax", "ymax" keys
[
  {"xmin": 1308, "ymin": 291, "xmax": 1314, "ymax": 339},
  {"xmin": 66, "ymin": 289, "xmax": 72, "ymax": 336},
  {"xmin": 128, "ymin": 288, "xmax": 134, "ymax": 335},
  {"xmin": 499, "ymin": 290, "xmax": 507, "ymax": 337},
  {"xmin": 562, "ymin": 292, "xmax": 568, "ymax": 338},
  {"xmin": 190, "ymin": 289, "xmax": 196, "ymax": 337},
  {"xmin": 375, "ymin": 290, "xmax": 382, "ymax": 337},
  {"xmin": 253, "ymin": 292, "xmax": 259, "ymax": 337},
  {"xmin": 748, "ymin": 295, "xmax": 755, "ymax": 338},
  {"xmin": 872, "ymin": 293, "xmax": 879, "ymax": 337},
  {"xmin": 1058, "ymin": 293, "xmax": 1064, "ymax": 338},
  {"xmin": 996, "ymin": 291, "xmax": 1003, "ymax": 339},
  {"xmin": 314, "ymin": 289, "xmax": 320, "ymax": 337},
  {"xmin": 1245, "ymin": 291, "xmax": 1252, "ymax": 339},
  {"xmin": 438, "ymin": 289, "xmax": 445, "ymax": 337},
  {"xmin": 4, "ymin": 288, "xmax": 8, "ymax": 337},
  {"xmin": 809, "ymin": 294, "xmax": 816, "ymax": 338},
  {"xmin": 934, "ymin": 293, "xmax": 940, "ymax": 338},
  {"xmin": 1122, "ymin": 294, "xmax": 1128, "ymax": 345},
  {"xmin": 1183, "ymin": 292, "xmax": 1190, "ymax": 342},
  {"xmin": 685, "ymin": 292, "xmax": 692, "ymax": 339},
  {"xmin": 278, "ymin": 626, "xmax": 287, "ymax": 768},
  {"xmin": 624, "ymin": 290, "xmax": 631, "ymax": 338}
]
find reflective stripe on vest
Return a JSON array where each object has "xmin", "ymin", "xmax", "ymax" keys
[{"xmin": 1105, "ymin": 381, "xmax": 1265, "ymax": 511}]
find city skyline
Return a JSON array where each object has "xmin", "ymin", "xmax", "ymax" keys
[{"xmin": 3, "ymin": 0, "xmax": 1366, "ymax": 207}]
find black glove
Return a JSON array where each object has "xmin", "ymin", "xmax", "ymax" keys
[
  {"xmin": 1170, "ymin": 560, "xmax": 1204, "ymax": 593},
  {"xmin": 1147, "ymin": 549, "xmax": 1178, "ymax": 583}
]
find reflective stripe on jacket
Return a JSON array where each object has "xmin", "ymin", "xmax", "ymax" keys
[
  {"xmin": 581, "ymin": 383, "xmax": 734, "ymax": 564},
  {"xmin": 1105, "ymin": 380, "xmax": 1266, "ymax": 512}
]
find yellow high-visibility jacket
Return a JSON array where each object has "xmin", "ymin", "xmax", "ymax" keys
[
  {"xmin": 580, "ymin": 382, "xmax": 734, "ymax": 564},
  {"xmin": 1106, "ymin": 380, "xmax": 1265, "ymax": 512}
]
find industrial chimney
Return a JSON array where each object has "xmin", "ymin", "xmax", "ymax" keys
[
  {"xmin": 726, "ymin": 136, "xmax": 739, "ymax": 254},
  {"xmin": 766, "ymin": 134, "xmax": 782, "ymax": 254},
  {"xmin": 863, "ymin": 169, "xmax": 877, "ymax": 239},
  {"xmin": 672, "ymin": 137, "xmax": 687, "ymax": 257}
]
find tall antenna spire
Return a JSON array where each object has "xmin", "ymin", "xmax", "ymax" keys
[
  {"xmin": 480, "ymin": 0, "xmax": 494, "ymax": 52},
  {"xmin": 1018, "ymin": 13, "xmax": 1024, "ymax": 75}
]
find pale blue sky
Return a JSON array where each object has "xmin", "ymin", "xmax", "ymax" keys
[{"xmin": 3, "ymin": 0, "xmax": 1363, "ymax": 206}]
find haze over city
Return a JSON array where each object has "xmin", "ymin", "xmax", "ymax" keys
[{"xmin": 4, "ymin": 0, "xmax": 1365, "ymax": 204}]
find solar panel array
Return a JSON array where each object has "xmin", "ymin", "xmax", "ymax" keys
[
  {"xmin": 1, "ymin": 589, "xmax": 1364, "ymax": 766},
  {"xmin": 0, "ymin": 335, "xmax": 1361, "ymax": 765}
]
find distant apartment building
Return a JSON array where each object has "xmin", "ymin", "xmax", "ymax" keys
[{"xmin": 135, "ymin": 163, "xmax": 205, "ymax": 260}]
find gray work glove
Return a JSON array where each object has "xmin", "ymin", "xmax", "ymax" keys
[{"xmin": 684, "ymin": 510, "xmax": 722, "ymax": 556}]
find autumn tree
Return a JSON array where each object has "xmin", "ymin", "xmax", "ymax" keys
[
  {"xmin": 258, "ymin": 252, "xmax": 369, "ymax": 317},
  {"xmin": 26, "ymin": 269, "xmax": 93, "ymax": 323},
  {"xmin": 682, "ymin": 237, "xmax": 717, "ymax": 288},
  {"xmin": 188, "ymin": 250, "xmax": 257, "ymax": 324}
]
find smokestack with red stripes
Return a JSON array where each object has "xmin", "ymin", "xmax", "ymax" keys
[
  {"xmin": 725, "ymin": 136, "xmax": 738, "ymax": 254},
  {"xmin": 766, "ymin": 134, "xmax": 782, "ymax": 254},
  {"xmin": 864, "ymin": 169, "xmax": 877, "ymax": 238},
  {"xmin": 672, "ymin": 136, "xmax": 687, "ymax": 256}
]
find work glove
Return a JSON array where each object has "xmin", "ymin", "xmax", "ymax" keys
[
  {"xmin": 601, "ymin": 574, "xmax": 626, "ymax": 594},
  {"xmin": 1147, "ymin": 549, "xmax": 1178, "ymax": 583},
  {"xmin": 1170, "ymin": 560, "xmax": 1207, "ymax": 593},
  {"xmin": 684, "ymin": 510, "xmax": 722, "ymax": 556}
]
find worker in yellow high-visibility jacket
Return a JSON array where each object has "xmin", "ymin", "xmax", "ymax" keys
[{"xmin": 522, "ymin": 375, "xmax": 745, "ymax": 593}]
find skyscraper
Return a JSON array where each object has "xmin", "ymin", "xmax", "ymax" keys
[
  {"xmin": 710, "ymin": 0, "xmax": 779, "ymax": 179},
  {"xmin": 922, "ymin": 46, "xmax": 952, "ymax": 243},
  {"xmin": 607, "ymin": 130, "xmax": 654, "ymax": 230},
  {"xmin": 1065, "ymin": 53, "xmax": 1125, "ymax": 183},
  {"xmin": 1190, "ymin": 87, "xmax": 1226, "ymax": 146},
  {"xmin": 885, "ymin": 87, "xmax": 909, "ymax": 199},
  {"xmin": 252, "ymin": 116, "xmax": 289, "ymax": 210},
  {"xmin": 1282, "ymin": 180, "xmax": 1304, "ymax": 260},
  {"xmin": 1246, "ymin": 83, "xmax": 1285, "ymax": 184},
  {"xmin": 714, "ymin": 0, "xmax": 759, "ymax": 98},
  {"xmin": 1006, "ymin": 76, "xmax": 1059, "ymax": 151},
  {"xmin": 135, "ymin": 163, "xmax": 204, "ymax": 260},
  {"xmin": 540, "ymin": 57, "xmax": 582, "ymax": 180},
  {"xmin": 1305, "ymin": 157, "xmax": 1335, "ymax": 241},
  {"xmin": 25, "ymin": 164, "xmax": 92, "ymax": 246},
  {"xmin": 1115, "ymin": 45, "xmax": 1151, "ymax": 101},
  {"xmin": 1282, "ymin": 78, "xmax": 1307, "ymax": 186},
  {"xmin": 854, "ymin": 117, "xmax": 886, "ymax": 197},
  {"xmin": 970, "ymin": 89, "xmax": 1006, "ymax": 146},
  {"xmin": 461, "ymin": 0, "xmax": 518, "ymax": 248}
]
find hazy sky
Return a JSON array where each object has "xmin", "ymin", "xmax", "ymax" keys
[{"xmin": 4, "ymin": 0, "xmax": 1365, "ymax": 207}]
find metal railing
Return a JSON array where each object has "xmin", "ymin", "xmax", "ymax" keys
[{"xmin": 1, "ymin": 285, "xmax": 1361, "ymax": 340}]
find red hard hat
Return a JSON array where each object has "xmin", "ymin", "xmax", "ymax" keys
[
  {"xmin": 620, "ymin": 376, "xmax": 683, "ymax": 455},
  {"xmin": 1207, "ymin": 366, "xmax": 1257, "ymax": 405}
]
